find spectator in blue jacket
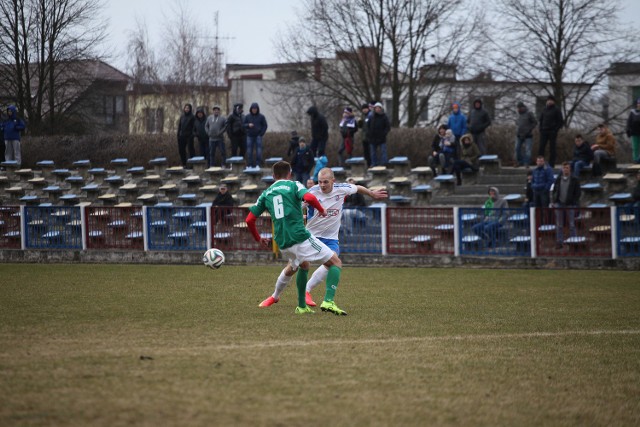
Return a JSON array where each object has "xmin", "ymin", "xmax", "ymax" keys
[
  {"xmin": 243, "ymin": 102, "xmax": 268, "ymax": 168},
  {"xmin": 447, "ymin": 102, "xmax": 467, "ymax": 157},
  {"xmin": 531, "ymin": 155, "xmax": 555, "ymax": 210},
  {"xmin": 1, "ymin": 105, "xmax": 26, "ymax": 167}
]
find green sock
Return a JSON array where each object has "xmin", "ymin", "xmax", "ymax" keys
[
  {"xmin": 296, "ymin": 269, "xmax": 309, "ymax": 308},
  {"xmin": 324, "ymin": 266, "xmax": 342, "ymax": 302}
]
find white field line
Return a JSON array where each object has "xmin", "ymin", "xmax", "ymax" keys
[{"xmin": 211, "ymin": 329, "xmax": 640, "ymax": 351}]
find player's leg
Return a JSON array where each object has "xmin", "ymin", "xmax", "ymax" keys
[
  {"xmin": 259, "ymin": 263, "xmax": 295, "ymax": 307},
  {"xmin": 305, "ymin": 265, "xmax": 328, "ymax": 306},
  {"xmin": 320, "ymin": 253, "xmax": 347, "ymax": 315},
  {"xmin": 296, "ymin": 261, "xmax": 310, "ymax": 309}
]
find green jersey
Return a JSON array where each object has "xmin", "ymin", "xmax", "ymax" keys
[{"xmin": 249, "ymin": 179, "xmax": 311, "ymax": 249}]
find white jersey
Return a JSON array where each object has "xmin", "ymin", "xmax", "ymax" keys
[{"xmin": 306, "ymin": 183, "xmax": 357, "ymax": 239}]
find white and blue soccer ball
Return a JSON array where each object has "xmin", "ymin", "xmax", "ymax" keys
[{"xmin": 203, "ymin": 248, "xmax": 225, "ymax": 269}]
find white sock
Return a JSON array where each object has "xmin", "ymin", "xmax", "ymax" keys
[
  {"xmin": 306, "ymin": 265, "xmax": 329, "ymax": 293},
  {"xmin": 273, "ymin": 269, "xmax": 292, "ymax": 299}
]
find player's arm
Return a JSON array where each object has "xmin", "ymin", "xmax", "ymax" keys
[
  {"xmin": 356, "ymin": 185, "xmax": 388, "ymax": 200},
  {"xmin": 245, "ymin": 212, "xmax": 262, "ymax": 242},
  {"xmin": 303, "ymin": 192, "xmax": 326, "ymax": 216}
]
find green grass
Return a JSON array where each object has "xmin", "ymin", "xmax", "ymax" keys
[{"xmin": 0, "ymin": 264, "xmax": 639, "ymax": 426}]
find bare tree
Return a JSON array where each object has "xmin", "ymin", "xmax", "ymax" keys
[
  {"xmin": 274, "ymin": 0, "xmax": 485, "ymax": 127},
  {"xmin": 0, "ymin": 0, "xmax": 107, "ymax": 134},
  {"xmin": 488, "ymin": 0, "xmax": 638, "ymax": 127}
]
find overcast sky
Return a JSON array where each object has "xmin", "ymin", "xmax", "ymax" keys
[{"xmin": 102, "ymin": 0, "xmax": 640, "ymax": 73}]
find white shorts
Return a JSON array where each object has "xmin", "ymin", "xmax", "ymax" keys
[{"xmin": 281, "ymin": 236, "xmax": 334, "ymax": 271}]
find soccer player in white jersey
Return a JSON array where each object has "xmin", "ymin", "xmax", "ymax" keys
[{"xmin": 258, "ymin": 167, "xmax": 387, "ymax": 315}]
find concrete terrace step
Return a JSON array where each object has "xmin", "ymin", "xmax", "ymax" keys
[
  {"xmin": 430, "ymin": 194, "xmax": 489, "ymax": 207},
  {"xmin": 454, "ymin": 184, "xmax": 525, "ymax": 195}
]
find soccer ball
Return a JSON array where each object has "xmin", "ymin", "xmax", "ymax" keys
[{"xmin": 203, "ymin": 248, "xmax": 225, "ymax": 269}]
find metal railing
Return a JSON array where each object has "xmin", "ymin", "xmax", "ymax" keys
[{"xmin": 0, "ymin": 204, "xmax": 637, "ymax": 260}]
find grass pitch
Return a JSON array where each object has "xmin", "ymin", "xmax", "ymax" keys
[{"xmin": 0, "ymin": 263, "xmax": 639, "ymax": 426}]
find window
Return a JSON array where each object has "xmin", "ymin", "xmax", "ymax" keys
[
  {"xmin": 115, "ymin": 96, "xmax": 125, "ymax": 114},
  {"xmin": 145, "ymin": 108, "xmax": 164, "ymax": 134},
  {"xmin": 418, "ymin": 97, "xmax": 429, "ymax": 122},
  {"xmin": 105, "ymin": 96, "xmax": 114, "ymax": 124},
  {"xmin": 632, "ymin": 87, "xmax": 640, "ymax": 105}
]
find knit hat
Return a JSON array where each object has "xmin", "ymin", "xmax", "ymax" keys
[
  {"xmin": 299, "ymin": 137, "xmax": 306, "ymax": 143},
  {"xmin": 547, "ymin": 95, "xmax": 556, "ymax": 101},
  {"xmin": 291, "ymin": 130, "xmax": 298, "ymax": 137},
  {"xmin": 344, "ymin": 107, "xmax": 353, "ymax": 113},
  {"xmin": 374, "ymin": 102, "xmax": 383, "ymax": 108},
  {"xmin": 517, "ymin": 101, "xmax": 525, "ymax": 108},
  {"xmin": 361, "ymin": 103, "xmax": 369, "ymax": 110},
  {"xmin": 212, "ymin": 105, "xmax": 221, "ymax": 111}
]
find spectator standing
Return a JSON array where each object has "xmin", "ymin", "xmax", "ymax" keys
[
  {"xmin": 358, "ymin": 103, "xmax": 372, "ymax": 167},
  {"xmin": 447, "ymin": 102, "xmax": 468, "ymax": 156},
  {"xmin": 291, "ymin": 137, "xmax": 314, "ymax": 184},
  {"xmin": 1, "ymin": 105, "xmax": 26, "ymax": 167},
  {"xmin": 243, "ymin": 102, "xmax": 268, "ymax": 169},
  {"xmin": 306, "ymin": 106, "xmax": 329, "ymax": 157},
  {"xmin": 626, "ymin": 98, "xmax": 640, "ymax": 163},
  {"xmin": 205, "ymin": 105, "xmax": 227, "ymax": 167},
  {"xmin": 226, "ymin": 103, "xmax": 246, "ymax": 159},
  {"xmin": 531, "ymin": 155, "xmax": 555, "ymax": 210},
  {"xmin": 538, "ymin": 95, "xmax": 564, "ymax": 168},
  {"xmin": 552, "ymin": 161, "xmax": 581, "ymax": 249},
  {"xmin": 570, "ymin": 134, "xmax": 593, "ymax": 178},
  {"xmin": 338, "ymin": 107, "xmax": 358, "ymax": 165},
  {"xmin": 472, "ymin": 187, "xmax": 509, "ymax": 248},
  {"xmin": 176, "ymin": 103, "xmax": 196, "ymax": 167},
  {"xmin": 591, "ymin": 123, "xmax": 616, "ymax": 177},
  {"xmin": 467, "ymin": 98, "xmax": 491, "ymax": 155},
  {"xmin": 194, "ymin": 107, "xmax": 209, "ymax": 162},
  {"xmin": 452, "ymin": 134, "xmax": 480, "ymax": 186},
  {"xmin": 287, "ymin": 130, "xmax": 300, "ymax": 158},
  {"xmin": 367, "ymin": 102, "xmax": 391, "ymax": 166},
  {"xmin": 515, "ymin": 101, "xmax": 537, "ymax": 167}
]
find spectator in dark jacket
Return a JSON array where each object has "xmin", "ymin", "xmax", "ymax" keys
[
  {"xmin": 291, "ymin": 137, "xmax": 315, "ymax": 184},
  {"xmin": 515, "ymin": 102, "xmax": 537, "ymax": 167},
  {"xmin": 177, "ymin": 103, "xmax": 196, "ymax": 167},
  {"xmin": 338, "ymin": 107, "xmax": 358, "ymax": 165},
  {"xmin": 1, "ymin": 105, "xmax": 26, "ymax": 167},
  {"xmin": 358, "ymin": 103, "xmax": 372, "ymax": 167},
  {"xmin": 193, "ymin": 106, "xmax": 209, "ymax": 162},
  {"xmin": 287, "ymin": 130, "xmax": 300, "ymax": 157},
  {"xmin": 467, "ymin": 98, "xmax": 491, "ymax": 155},
  {"xmin": 553, "ymin": 161, "xmax": 581, "ymax": 249},
  {"xmin": 570, "ymin": 134, "xmax": 593, "ymax": 178},
  {"xmin": 306, "ymin": 105, "xmax": 329, "ymax": 157},
  {"xmin": 243, "ymin": 102, "xmax": 268, "ymax": 168},
  {"xmin": 226, "ymin": 103, "xmax": 245, "ymax": 158},
  {"xmin": 531, "ymin": 155, "xmax": 555, "ymax": 210},
  {"xmin": 212, "ymin": 183, "xmax": 235, "ymax": 224},
  {"xmin": 538, "ymin": 95, "xmax": 564, "ymax": 168},
  {"xmin": 366, "ymin": 102, "xmax": 391, "ymax": 166},
  {"xmin": 626, "ymin": 98, "xmax": 640, "ymax": 163},
  {"xmin": 452, "ymin": 133, "xmax": 480, "ymax": 186}
]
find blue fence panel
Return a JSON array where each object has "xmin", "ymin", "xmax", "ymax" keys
[
  {"xmin": 339, "ymin": 206, "xmax": 383, "ymax": 254},
  {"xmin": 459, "ymin": 207, "xmax": 531, "ymax": 257},
  {"xmin": 147, "ymin": 206, "xmax": 207, "ymax": 251},
  {"xmin": 387, "ymin": 207, "xmax": 454, "ymax": 255},
  {"xmin": 617, "ymin": 205, "xmax": 640, "ymax": 257},
  {"xmin": 24, "ymin": 206, "xmax": 82, "ymax": 249}
]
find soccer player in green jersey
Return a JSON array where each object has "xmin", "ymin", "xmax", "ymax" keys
[{"xmin": 245, "ymin": 161, "xmax": 344, "ymax": 314}]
